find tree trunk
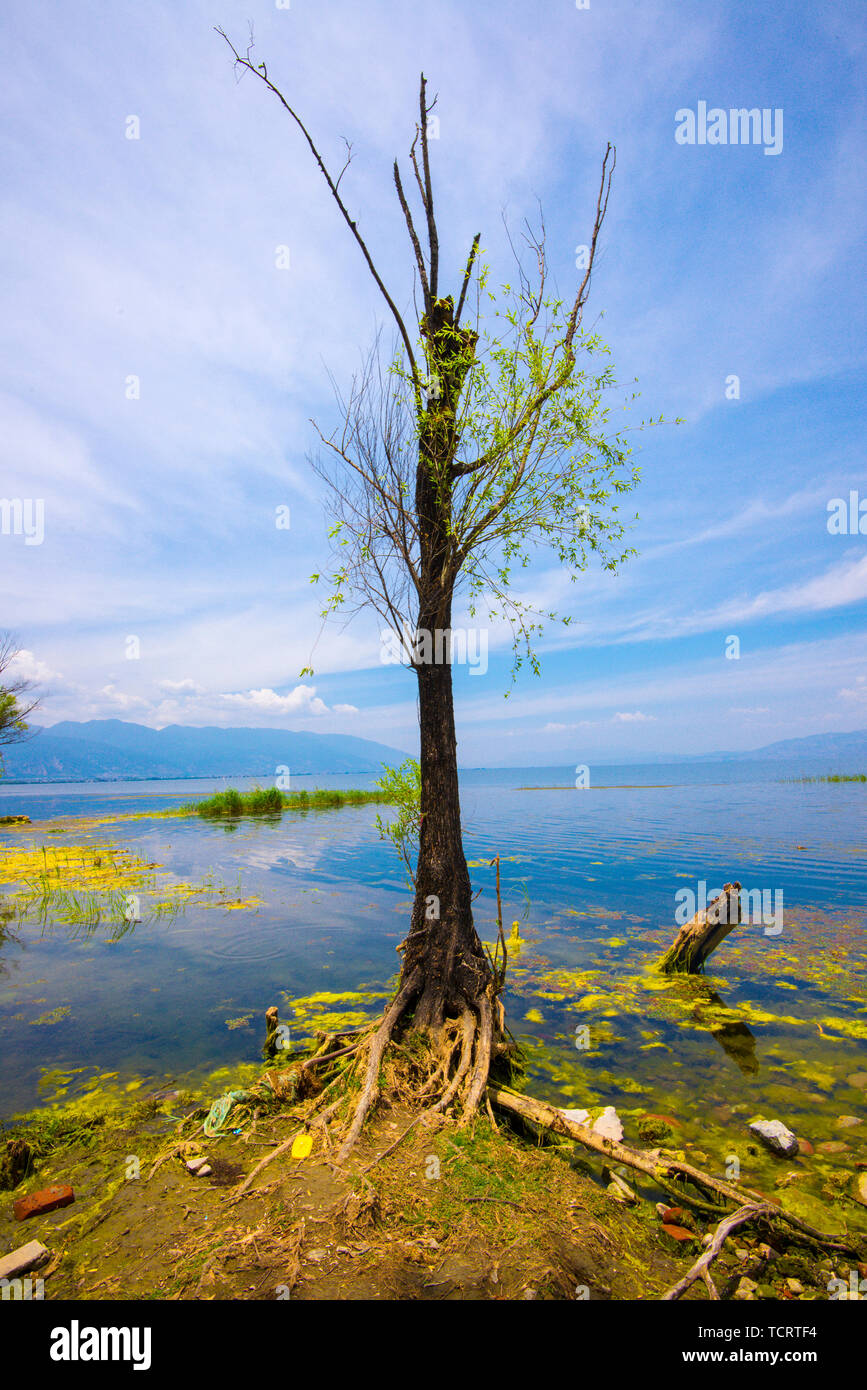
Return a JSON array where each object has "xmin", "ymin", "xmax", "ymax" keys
[
  {"xmin": 397, "ymin": 294, "xmax": 491, "ymax": 1030},
  {"xmin": 401, "ymin": 654, "xmax": 490, "ymax": 1028}
]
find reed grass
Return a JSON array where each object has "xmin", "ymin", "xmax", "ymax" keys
[{"xmin": 186, "ymin": 785, "xmax": 393, "ymax": 819}]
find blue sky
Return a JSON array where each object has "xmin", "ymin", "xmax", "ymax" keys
[{"xmin": 1, "ymin": 0, "xmax": 865, "ymax": 765}]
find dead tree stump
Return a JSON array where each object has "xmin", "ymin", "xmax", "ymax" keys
[{"xmin": 660, "ymin": 882, "xmax": 742, "ymax": 974}]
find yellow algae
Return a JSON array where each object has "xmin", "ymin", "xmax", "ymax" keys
[
  {"xmin": 574, "ymin": 993, "xmax": 612, "ymax": 1011},
  {"xmin": 0, "ymin": 838, "xmax": 265, "ymax": 927},
  {"xmin": 524, "ymin": 1008, "xmax": 545, "ymax": 1023},
  {"xmin": 203, "ymin": 895, "xmax": 264, "ymax": 912},
  {"xmin": 29, "ymin": 1005, "xmax": 71, "ymax": 1026}
]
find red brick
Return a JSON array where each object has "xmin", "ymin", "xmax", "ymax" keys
[{"xmin": 12, "ymin": 1185, "xmax": 75, "ymax": 1221}]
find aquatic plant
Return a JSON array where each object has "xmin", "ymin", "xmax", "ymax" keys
[{"xmin": 187, "ymin": 785, "xmax": 392, "ymax": 818}]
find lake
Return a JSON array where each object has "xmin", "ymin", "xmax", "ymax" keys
[{"xmin": 1, "ymin": 760, "xmax": 865, "ymax": 1225}]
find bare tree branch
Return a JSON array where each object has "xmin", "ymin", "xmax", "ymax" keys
[
  {"xmin": 393, "ymin": 160, "xmax": 430, "ymax": 307},
  {"xmin": 455, "ymin": 233, "xmax": 481, "ymax": 327},
  {"xmin": 215, "ymin": 26, "xmax": 420, "ymax": 384}
]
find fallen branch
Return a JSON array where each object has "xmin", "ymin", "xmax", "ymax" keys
[
  {"xmin": 489, "ymin": 1085, "xmax": 862, "ymax": 1256},
  {"xmin": 231, "ymin": 1130, "xmax": 304, "ymax": 1200},
  {"xmin": 662, "ymin": 1202, "xmax": 773, "ymax": 1301}
]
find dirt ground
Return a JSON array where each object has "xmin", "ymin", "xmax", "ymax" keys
[
  {"xmin": 3, "ymin": 1084, "xmax": 860, "ymax": 1302},
  {"xmin": 1, "ymin": 1088, "xmax": 702, "ymax": 1301}
]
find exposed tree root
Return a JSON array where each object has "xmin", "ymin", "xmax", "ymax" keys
[
  {"xmin": 281, "ymin": 976, "xmax": 507, "ymax": 1168},
  {"xmin": 462, "ymin": 992, "xmax": 493, "ymax": 1122},
  {"xmin": 335, "ymin": 968, "xmax": 422, "ymax": 1164}
]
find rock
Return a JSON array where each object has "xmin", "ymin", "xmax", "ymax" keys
[
  {"xmin": 774, "ymin": 1171, "xmax": 805, "ymax": 1189},
  {"xmin": 854, "ymin": 1173, "xmax": 867, "ymax": 1207},
  {"xmin": 786, "ymin": 1278, "xmax": 804, "ymax": 1294},
  {"xmin": 749, "ymin": 1119, "xmax": 799, "ymax": 1158},
  {"xmin": 560, "ymin": 1108, "xmax": 591, "ymax": 1127},
  {"xmin": 605, "ymin": 1172, "xmax": 637, "ymax": 1204},
  {"xmin": 0, "ymin": 1138, "xmax": 32, "ymax": 1190},
  {"xmin": 847, "ymin": 1073, "xmax": 867, "ymax": 1090},
  {"xmin": 660, "ymin": 1224, "xmax": 698, "ymax": 1248},
  {"xmin": 757, "ymin": 1243, "xmax": 781, "ymax": 1262},
  {"xmin": 197, "ymin": 1164, "xmax": 212, "ymax": 1178},
  {"xmin": 0, "ymin": 1240, "xmax": 49, "ymax": 1280},
  {"xmin": 835, "ymin": 1115, "xmax": 861, "ymax": 1129},
  {"xmin": 185, "ymin": 1157, "xmax": 208, "ymax": 1174},
  {"xmin": 797, "ymin": 1138, "xmax": 814, "ymax": 1156},
  {"xmin": 817, "ymin": 1141, "xmax": 849, "ymax": 1155},
  {"xmin": 735, "ymin": 1276, "xmax": 758, "ymax": 1300},
  {"xmin": 592, "ymin": 1106, "xmax": 623, "ymax": 1143},
  {"xmin": 638, "ymin": 1115, "xmax": 677, "ymax": 1143},
  {"xmin": 658, "ymin": 1204, "xmax": 685, "ymax": 1224},
  {"xmin": 12, "ymin": 1185, "xmax": 75, "ymax": 1222},
  {"xmin": 606, "ymin": 1181, "xmax": 629, "ymax": 1204}
]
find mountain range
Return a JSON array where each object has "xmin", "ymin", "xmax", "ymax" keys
[
  {"xmin": 0, "ymin": 719, "xmax": 407, "ymax": 782},
  {"xmin": 0, "ymin": 720, "xmax": 864, "ymax": 783}
]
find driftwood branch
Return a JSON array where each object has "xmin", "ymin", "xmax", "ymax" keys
[
  {"xmin": 662, "ymin": 1202, "xmax": 774, "ymax": 1301},
  {"xmin": 488, "ymin": 1085, "xmax": 862, "ymax": 1256}
]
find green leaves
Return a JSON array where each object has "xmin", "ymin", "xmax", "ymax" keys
[{"xmin": 373, "ymin": 758, "xmax": 422, "ymax": 886}]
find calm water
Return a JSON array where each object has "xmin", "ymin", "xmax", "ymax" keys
[{"xmin": 1, "ymin": 760, "xmax": 865, "ymax": 1217}]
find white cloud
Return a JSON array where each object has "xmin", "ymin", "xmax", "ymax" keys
[
  {"xmin": 614, "ymin": 711, "xmax": 656, "ymax": 723},
  {"xmin": 157, "ymin": 678, "xmax": 203, "ymax": 696},
  {"xmin": 219, "ymin": 685, "xmax": 329, "ymax": 716},
  {"xmin": 98, "ymin": 684, "xmax": 149, "ymax": 711},
  {"xmin": 840, "ymin": 676, "xmax": 867, "ymax": 702},
  {"xmin": 5, "ymin": 649, "xmax": 64, "ymax": 686}
]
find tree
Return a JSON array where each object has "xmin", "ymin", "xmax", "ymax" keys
[
  {"xmin": 218, "ymin": 30, "xmax": 652, "ymax": 1156},
  {"xmin": 0, "ymin": 634, "xmax": 40, "ymax": 773}
]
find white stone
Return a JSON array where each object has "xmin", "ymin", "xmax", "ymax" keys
[
  {"xmin": 592, "ymin": 1106, "xmax": 624, "ymax": 1143},
  {"xmin": 0, "ymin": 1240, "xmax": 48, "ymax": 1281},
  {"xmin": 749, "ymin": 1119, "xmax": 799, "ymax": 1157},
  {"xmin": 560, "ymin": 1108, "xmax": 591, "ymax": 1126}
]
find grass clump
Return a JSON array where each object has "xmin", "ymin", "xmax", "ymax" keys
[
  {"xmin": 187, "ymin": 785, "xmax": 392, "ymax": 819},
  {"xmin": 786, "ymin": 773, "xmax": 867, "ymax": 783}
]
